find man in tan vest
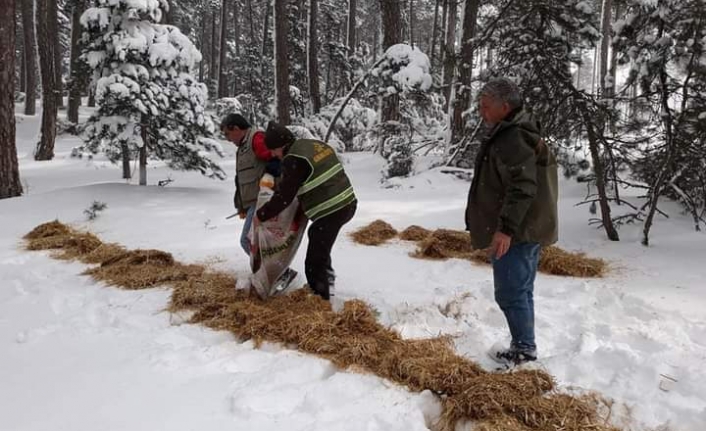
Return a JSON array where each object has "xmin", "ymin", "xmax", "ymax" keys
[{"xmin": 220, "ymin": 114, "xmax": 278, "ymax": 256}]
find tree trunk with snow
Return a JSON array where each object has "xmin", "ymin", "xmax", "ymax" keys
[
  {"xmin": 380, "ymin": 0, "xmax": 401, "ymax": 123},
  {"xmin": 121, "ymin": 143, "xmax": 131, "ymax": 180},
  {"xmin": 199, "ymin": 11, "xmax": 207, "ymax": 81},
  {"xmin": 247, "ymin": 0, "xmax": 255, "ymax": 46},
  {"xmin": 210, "ymin": 6, "xmax": 218, "ymax": 93},
  {"xmin": 261, "ymin": 1, "xmax": 270, "ymax": 60},
  {"xmin": 608, "ymin": 0, "xmax": 622, "ymax": 127},
  {"xmin": 0, "ymin": 0, "xmax": 23, "ymax": 199},
  {"xmin": 442, "ymin": 0, "xmax": 456, "ymax": 109},
  {"xmin": 274, "ymin": 0, "xmax": 291, "ymax": 125},
  {"xmin": 20, "ymin": 43, "xmax": 26, "ymax": 94},
  {"xmin": 68, "ymin": 0, "xmax": 87, "ymax": 124},
  {"xmin": 598, "ymin": 0, "xmax": 612, "ymax": 99},
  {"xmin": 347, "ymin": 0, "xmax": 356, "ymax": 54},
  {"xmin": 218, "ymin": 0, "xmax": 229, "ymax": 98},
  {"xmin": 580, "ymin": 103, "xmax": 619, "ymax": 241},
  {"xmin": 643, "ymin": 70, "xmax": 679, "ymax": 246},
  {"xmin": 409, "ymin": 0, "xmax": 414, "ymax": 47},
  {"xmin": 35, "ymin": 0, "xmax": 58, "ymax": 161},
  {"xmin": 429, "ymin": 0, "xmax": 441, "ymax": 71},
  {"xmin": 21, "ymin": 0, "xmax": 37, "ymax": 116},
  {"xmin": 232, "ymin": 0, "xmax": 240, "ymax": 94},
  {"xmin": 439, "ymin": 0, "xmax": 448, "ymax": 68},
  {"xmin": 450, "ymin": 0, "xmax": 479, "ymax": 146},
  {"xmin": 50, "ymin": 0, "xmax": 63, "ymax": 109},
  {"xmin": 308, "ymin": 0, "xmax": 322, "ymax": 113},
  {"xmin": 139, "ymin": 121, "xmax": 148, "ymax": 186}
]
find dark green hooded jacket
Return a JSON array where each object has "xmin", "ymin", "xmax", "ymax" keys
[{"xmin": 465, "ymin": 109, "xmax": 558, "ymax": 250}]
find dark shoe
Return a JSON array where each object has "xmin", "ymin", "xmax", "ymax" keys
[{"xmin": 490, "ymin": 346, "xmax": 537, "ymax": 366}]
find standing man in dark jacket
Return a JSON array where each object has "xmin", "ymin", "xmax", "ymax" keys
[
  {"xmin": 465, "ymin": 78, "xmax": 558, "ymax": 365},
  {"xmin": 221, "ymin": 114, "xmax": 278, "ymax": 256},
  {"xmin": 256, "ymin": 121, "xmax": 357, "ymax": 301}
]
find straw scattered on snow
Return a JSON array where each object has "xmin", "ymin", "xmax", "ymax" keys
[{"xmin": 23, "ymin": 221, "xmax": 621, "ymax": 431}]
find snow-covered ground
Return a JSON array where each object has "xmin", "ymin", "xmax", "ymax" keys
[{"xmin": 1, "ymin": 110, "xmax": 705, "ymax": 431}]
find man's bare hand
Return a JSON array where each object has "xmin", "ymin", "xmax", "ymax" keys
[
  {"xmin": 489, "ymin": 231, "xmax": 512, "ymax": 260},
  {"xmin": 238, "ymin": 211, "xmax": 247, "ymax": 220}
]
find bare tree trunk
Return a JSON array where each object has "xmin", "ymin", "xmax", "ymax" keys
[
  {"xmin": 247, "ymin": 0, "xmax": 255, "ymax": 45},
  {"xmin": 409, "ymin": 0, "xmax": 414, "ymax": 47},
  {"xmin": 88, "ymin": 88, "xmax": 95, "ymax": 107},
  {"xmin": 21, "ymin": 0, "xmax": 37, "ymax": 115},
  {"xmin": 450, "ymin": 0, "xmax": 480, "ymax": 145},
  {"xmin": 643, "ymin": 70, "xmax": 678, "ymax": 246},
  {"xmin": 35, "ymin": 0, "xmax": 58, "ymax": 161},
  {"xmin": 590, "ymin": 47, "xmax": 598, "ymax": 95},
  {"xmin": 439, "ymin": 0, "xmax": 448, "ymax": 71},
  {"xmin": 308, "ymin": 0, "xmax": 322, "ymax": 113},
  {"xmin": 164, "ymin": 0, "xmax": 175, "ymax": 25},
  {"xmin": 380, "ymin": 0, "xmax": 402, "ymax": 123},
  {"xmin": 50, "ymin": 0, "xmax": 63, "ymax": 109},
  {"xmin": 608, "ymin": 0, "xmax": 621, "ymax": 125},
  {"xmin": 324, "ymin": 44, "xmax": 332, "ymax": 105},
  {"xmin": 580, "ymin": 105, "xmax": 619, "ymax": 241},
  {"xmin": 372, "ymin": 12, "xmax": 379, "ymax": 62},
  {"xmin": 429, "ymin": 0, "xmax": 441, "ymax": 71},
  {"xmin": 68, "ymin": 0, "xmax": 86, "ymax": 124},
  {"xmin": 232, "ymin": 0, "xmax": 240, "ymax": 95},
  {"xmin": 261, "ymin": 1, "xmax": 270, "ymax": 60},
  {"xmin": 218, "ymin": 0, "xmax": 229, "ymax": 98},
  {"xmin": 139, "ymin": 120, "xmax": 148, "ymax": 186},
  {"xmin": 598, "ymin": 0, "xmax": 612, "ymax": 98},
  {"xmin": 442, "ymin": 0, "xmax": 456, "ymax": 109},
  {"xmin": 0, "ymin": 0, "xmax": 23, "ymax": 198},
  {"xmin": 273, "ymin": 0, "xmax": 291, "ymax": 124},
  {"xmin": 575, "ymin": 49, "xmax": 582, "ymax": 88},
  {"xmin": 210, "ymin": 7, "xmax": 218, "ymax": 92},
  {"xmin": 20, "ymin": 42, "xmax": 26, "ymax": 94},
  {"xmin": 347, "ymin": 0, "xmax": 356, "ymax": 54},
  {"xmin": 199, "ymin": 11, "xmax": 207, "ymax": 81},
  {"xmin": 602, "ymin": 0, "xmax": 620, "ymax": 205},
  {"xmin": 121, "ymin": 143, "xmax": 131, "ymax": 179}
]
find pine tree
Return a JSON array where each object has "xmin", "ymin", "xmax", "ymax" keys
[
  {"xmin": 614, "ymin": 0, "xmax": 706, "ymax": 242},
  {"xmin": 80, "ymin": 0, "xmax": 225, "ymax": 185}
]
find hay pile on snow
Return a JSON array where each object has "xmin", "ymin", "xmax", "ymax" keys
[{"xmin": 23, "ymin": 221, "xmax": 620, "ymax": 431}]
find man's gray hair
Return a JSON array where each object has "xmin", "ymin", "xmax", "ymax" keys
[{"xmin": 479, "ymin": 77, "xmax": 523, "ymax": 110}]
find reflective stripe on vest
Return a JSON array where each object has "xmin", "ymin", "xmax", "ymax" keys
[
  {"xmin": 305, "ymin": 186, "xmax": 355, "ymax": 220},
  {"xmin": 297, "ymin": 164, "xmax": 344, "ymax": 195}
]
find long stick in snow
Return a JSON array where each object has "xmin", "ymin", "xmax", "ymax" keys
[{"xmin": 324, "ymin": 56, "xmax": 387, "ymax": 143}]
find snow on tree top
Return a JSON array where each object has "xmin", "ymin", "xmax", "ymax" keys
[
  {"xmin": 574, "ymin": 1, "xmax": 593, "ymax": 15},
  {"xmin": 377, "ymin": 44, "xmax": 433, "ymax": 92}
]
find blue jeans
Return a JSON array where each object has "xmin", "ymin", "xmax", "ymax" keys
[
  {"xmin": 491, "ymin": 242, "xmax": 541, "ymax": 352},
  {"xmin": 240, "ymin": 206, "xmax": 256, "ymax": 256}
]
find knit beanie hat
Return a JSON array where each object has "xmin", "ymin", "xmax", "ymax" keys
[{"xmin": 264, "ymin": 121, "xmax": 296, "ymax": 149}]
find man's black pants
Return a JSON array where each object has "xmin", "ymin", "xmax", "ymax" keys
[{"xmin": 305, "ymin": 200, "xmax": 357, "ymax": 300}]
